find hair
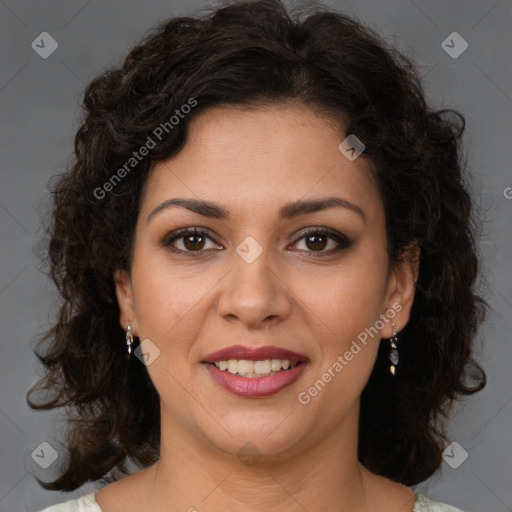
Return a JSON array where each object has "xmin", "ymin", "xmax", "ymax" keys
[{"xmin": 27, "ymin": 0, "xmax": 487, "ymax": 491}]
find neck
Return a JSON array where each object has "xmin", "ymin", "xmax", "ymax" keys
[{"xmin": 144, "ymin": 407, "xmax": 372, "ymax": 512}]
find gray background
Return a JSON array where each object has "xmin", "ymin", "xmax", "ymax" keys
[{"xmin": 0, "ymin": 0, "xmax": 510, "ymax": 511}]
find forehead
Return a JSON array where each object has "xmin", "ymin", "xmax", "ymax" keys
[{"xmin": 140, "ymin": 104, "xmax": 381, "ymax": 221}]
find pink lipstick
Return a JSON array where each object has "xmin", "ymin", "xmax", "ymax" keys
[{"xmin": 202, "ymin": 344, "xmax": 308, "ymax": 398}]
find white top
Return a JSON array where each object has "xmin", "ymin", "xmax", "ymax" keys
[{"xmin": 38, "ymin": 491, "xmax": 465, "ymax": 511}]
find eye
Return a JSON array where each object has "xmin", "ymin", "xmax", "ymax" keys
[
  {"xmin": 291, "ymin": 227, "xmax": 353, "ymax": 255},
  {"xmin": 163, "ymin": 227, "xmax": 222, "ymax": 254},
  {"xmin": 162, "ymin": 226, "xmax": 353, "ymax": 257}
]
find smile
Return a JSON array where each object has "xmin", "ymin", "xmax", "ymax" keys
[
  {"xmin": 201, "ymin": 344, "xmax": 309, "ymax": 397},
  {"xmin": 212, "ymin": 358, "xmax": 298, "ymax": 377}
]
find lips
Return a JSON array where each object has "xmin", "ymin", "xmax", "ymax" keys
[
  {"xmin": 201, "ymin": 344, "xmax": 309, "ymax": 398},
  {"xmin": 202, "ymin": 344, "xmax": 308, "ymax": 363},
  {"xmin": 204, "ymin": 361, "xmax": 307, "ymax": 398}
]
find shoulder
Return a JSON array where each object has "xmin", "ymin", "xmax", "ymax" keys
[
  {"xmin": 413, "ymin": 492, "xmax": 465, "ymax": 512},
  {"xmin": 37, "ymin": 492, "xmax": 101, "ymax": 512}
]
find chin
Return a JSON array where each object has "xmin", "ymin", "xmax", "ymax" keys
[{"xmin": 200, "ymin": 416, "xmax": 308, "ymax": 462}]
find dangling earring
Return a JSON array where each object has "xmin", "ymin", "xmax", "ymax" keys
[
  {"xmin": 125, "ymin": 324, "xmax": 134, "ymax": 360},
  {"xmin": 388, "ymin": 323, "xmax": 399, "ymax": 375}
]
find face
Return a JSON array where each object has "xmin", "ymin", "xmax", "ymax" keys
[{"xmin": 115, "ymin": 103, "xmax": 418, "ymax": 462}]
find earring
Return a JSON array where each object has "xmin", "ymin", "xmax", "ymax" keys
[
  {"xmin": 125, "ymin": 324, "xmax": 134, "ymax": 360},
  {"xmin": 388, "ymin": 323, "xmax": 399, "ymax": 375}
]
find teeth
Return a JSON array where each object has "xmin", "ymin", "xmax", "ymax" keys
[
  {"xmin": 213, "ymin": 359, "xmax": 299, "ymax": 377},
  {"xmin": 254, "ymin": 360, "xmax": 271, "ymax": 373},
  {"xmin": 270, "ymin": 358, "xmax": 282, "ymax": 371},
  {"xmin": 238, "ymin": 359, "xmax": 254, "ymax": 374}
]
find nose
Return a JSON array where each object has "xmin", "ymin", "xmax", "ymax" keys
[{"xmin": 216, "ymin": 244, "xmax": 293, "ymax": 329}]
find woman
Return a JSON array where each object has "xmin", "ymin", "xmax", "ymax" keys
[{"xmin": 29, "ymin": 0, "xmax": 487, "ymax": 511}]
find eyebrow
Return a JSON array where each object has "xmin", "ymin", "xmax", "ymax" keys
[{"xmin": 147, "ymin": 196, "xmax": 366, "ymax": 224}]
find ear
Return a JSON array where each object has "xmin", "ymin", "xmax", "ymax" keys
[
  {"xmin": 114, "ymin": 269, "xmax": 138, "ymax": 335},
  {"xmin": 381, "ymin": 241, "xmax": 420, "ymax": 338}
]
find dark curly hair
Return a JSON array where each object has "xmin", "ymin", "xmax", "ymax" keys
[{"xmin": 27, "ymin": 0, "xmax": 487, "ymax": 492}]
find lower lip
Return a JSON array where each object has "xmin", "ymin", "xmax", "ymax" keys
[{"xmin": 203, "ymin": 362, "xmax": 307, "ymax": 398}]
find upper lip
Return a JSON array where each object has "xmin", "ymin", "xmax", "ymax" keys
[{"xmin": 202, "ymin": 344, "xmax": 309, "ymax": 363}]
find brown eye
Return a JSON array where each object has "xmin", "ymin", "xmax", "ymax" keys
[
  {"xmin": 163, "ymin": 228, "xmax": 223, "ymax": 255},
  {"xmin": 183, "ymin": 233, "xmax": 206, "ymax": 251},
  {"xmin": 292, "ymin": 227, "xmax": 353, "ymax": 256},
  {"xmin": 305, "ymin": 233, "xmax": 328, "ymax": 251}
]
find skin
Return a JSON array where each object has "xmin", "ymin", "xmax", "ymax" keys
[{"xmin": 98, "ymin": 103, "xmax": 420, "ymax": 512}]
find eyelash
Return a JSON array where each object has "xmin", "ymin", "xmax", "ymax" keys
[{"xmin": 162, "ymin": 226, "xmax": 353, "ymax": 257}]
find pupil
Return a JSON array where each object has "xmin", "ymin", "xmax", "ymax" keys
[
  {"xmin": 307, "ymin": 234, "xmax": 326, "ymax": 251},
  {"xmin": 185, "ymin": 235, "xmax": 204, "ymax": 250}
]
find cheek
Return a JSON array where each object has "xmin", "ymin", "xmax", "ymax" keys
[
  {"xmin": 129, "ymin": 265, "xmax": 209, "ymax": 399},
  {"xmin": 296, "ymin": 268, "xmax": 384, "ymax": 410},
  {"xmin": 294, "ymin": 258, "xmax": 387, "ymax": 329},
  {"xmin": 289, "ymin": 255, "xmax": 388, "ymax": 384},
  {"xmin": 129, "ymin": 253, "xmax": 208, "ymax": 342}
]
